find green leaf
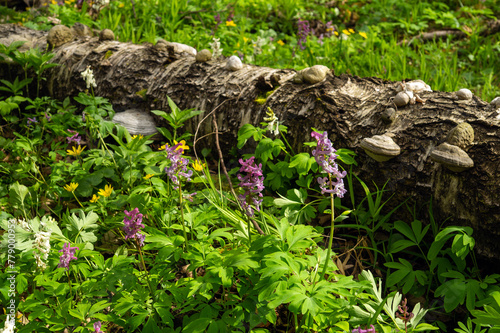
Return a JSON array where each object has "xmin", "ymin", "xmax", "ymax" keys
[
  {"xmin": 237, "ymin": 123, "xmax": 260, "ymax": 148},
  {"xmin": 289, "ymin": 153, "xmax": 315, "ymax": 175},
  {"xmin": 9, "ymin": 181, "xmax": 29, "ymax": 209}
]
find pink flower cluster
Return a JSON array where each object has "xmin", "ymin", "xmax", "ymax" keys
[
  {"xmin": 58, "ymin": 243, "xmax": 79, "ymax": 270},
  {"xmin": 123, "ymin": 208, "xmax": 145, "ymax": 247},
  {"xmin": 164, "ymin": 142, "xmax": 193, "ymax": 189},
  {"xmin": 237, "ymin": 156, "xmax": 264, "ymax": 216},
  {"xmin": 311, "ymin": 130, "xmax": 347, "ymax": 198}
]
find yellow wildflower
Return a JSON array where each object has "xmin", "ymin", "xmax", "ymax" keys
[
  {"xmin": 98, "ymin": 184, "xmax": 113, "ymax": 197},
  {"xmin": 119, "ymin": 3, "xmax": 124, "ymax": 7},
  {"xmin": 158, "ymin": 144, "xmax": 166, "ymax": 151},
  {"xmin": 277, "ymin": 40, "xmax": 285, "ymax": 46},
  {"xmin": 192, "ymin": 160, "xmax": 206, "ymax": 171},
  {"xmin": 143, "ymin": 174, "xmax": 154, "ymax": 180},
  {"xmin": 90, "ymin": 194, "xmax": 100, "ymax": 203},
  {"xmin": 64, "ymin": 182, "xmax": 79, "ymax": 192},
  {"xmin": 342, "ymin": 29, "xmax": 351, "ymax": 35},
  {"xmin": 67, "ymin": 145, "xmax": 86, "ymax": 157},
  {"xmin": 243, "ymin": 37, "xmax": 249, "ymax": 43},
  {"xmin": 334, "ymin": 31, "xmax": 339, "ymax": 36},
  {"xmin": 359, "ymin": 32, "xmax": 368, "ymax": 39},
  {"xmin": 131, "ymin": 134, "xmax": 144, "ymax": 140},
  {"xmin": 348, "ymin": 28, "xmax": 355, "ymax": 34},
  {"xmin": 174, "ymin": 140, "xmax": 189, "ymax": 153},
  {"xmin": 226, "ymin": 20, "xmax": 236, "ymax": 27},
  {"xmin": 51, "ymin": 0, "xmax": 57, "ymax": 4}
]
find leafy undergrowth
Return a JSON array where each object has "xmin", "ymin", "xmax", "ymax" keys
[{"xmin": 1, "ymin": 1, "xmax": 500, "ymax": 332}]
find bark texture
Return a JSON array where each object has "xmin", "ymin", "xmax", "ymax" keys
[{"xmin": 1, "ymin": 23, "xmax": 500, "ymax": 262}]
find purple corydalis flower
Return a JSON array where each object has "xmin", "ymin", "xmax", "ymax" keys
[
  {"xmin": 397, "ymin": 298, "xmax": 414, "ymax": 323},
  {"xmin": 67, "ymin": 129, "xmax": 82, "ymax": 145},
  {"xmin": 297, "ymin": 19, "xmax": 311, "ymax": 50},
  {"xmin": 45, "ymin": 113, "xmax": 51, "ymax": 121},
  {"xmin": 352, "ymin": 325, "xmax": 376, "ymax": 333},
  {"xmin": 94, "ymin": 321, "xmax": 103, "ymax": 333},
  {"xmin": 311, "ymin": 130, "xmax": 347, "ymax": 198},
  {"xmin": 123, "ymin": 208, "xmax": 145, "ymax": 246},
  {"xmin": 27, "ymin": 117, "xmax": 38, "ymax": 126},
  {"xmin": 58, "ymin": 242, "xmax": 79, "ymax": 270},
  {"xmin": 164, "ymin": 142, "xmax": 193, "ymax": 189},
  {"xmin": 237, "ymin": 156, "xmax": 264, "ymax": 216}
]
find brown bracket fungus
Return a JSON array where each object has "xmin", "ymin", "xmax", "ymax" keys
[
  {"xmin": 195, "ymin": 49, "xmax": 212, "ymax": 62},
  {"xmin": 430, "ymin": 142, "xmax": 474, "ymax": 172},
  {"xmin": 99, "ymin": 29, "xmax": 115, "ymax": 41},
  {"xmin": 380, "ymin": 108, "xmax": 396, "ymax": 124},
  {"xmin": 360, "ymin": 135, "xmax": 401, "ymax": 162},
  {"xmin": 47, "ymin": 25, "xmax": 74, "ymax": 48},
  {"xmin": 456, "ymin": 88, "xmax": 473, "ymax": 100},
  {"xmin": 446, "ymin": 122, "xmax": 474, "ymax": 149}
]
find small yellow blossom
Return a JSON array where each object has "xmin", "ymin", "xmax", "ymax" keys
[
  {"xmin": 174, "ymin": 140, "xmax": 189, "ymax": 153},
  {"xmin": 192, "ymin": 160, "xmax": 206, "ymax": 171},
  {"xmin": 51, "ymin": 0, "xmax": 57, "ymax": 4},
  {"xmin": 67, "ymin": 145, "xmax": 86, "ymax": 156},
  {"xmin": 342, "ymin": 29, "xmax": 351, "ymax": 35},
  {"xmin": 334, "ymin": 31, "xmax": 339, "ymax": 36},
  {"xmin": 119, "ymin": 3, "xmax": 124, "ymax": 7},
  {"xmin": 131, "ymin": 134, "xmax": 144, "ymax": 140},
  {"xmin": 90, "ymin": 194, "xmax": 100, "ymax": 203},
  {"xmin": 98, "ymin": 184, "xmax": 113, "ymax": 197},
  {"xmin": 326, "ymin": 27, "xmax": 333, "ymax": 32},
  {"xmin": 64, "ymin": 182, "xmax": 79, "ymax": 192},
  {"xmin": 158, "ymin": 144, "xmax": 166, "ymax": 151},
  {"xmin": 243, "ymin": 37, "xmax": 249, "ymax": 43},
  {"xmin": 226, "ymin": 20, "xmax": 236, "ymax": 27},
  {"xmin": 277, "ymin": 40, "xmax": 285, "ymax": 46},
  {"xmin": 143, "ymin": 174, "xmax": 154, "ymax": 180},
  {"xmin": 359, "ymin": 32, "xmax": 367, "ymax": 39},
  {"xmin": 348, "ymin": 28, "xmax": 355, "ymax": 34}
]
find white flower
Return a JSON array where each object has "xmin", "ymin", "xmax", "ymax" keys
[
  {"xmin": 33, "ymin": 230, "xmax": 52, "ymax": 270},
  {"xmin": 81, "ymin": 66, "xmax": 97, "ymax": 89},
  {"xmin": 263, "ymin": 107, "xmax": 280, "ymax": 136},
  {"xmin": 11, "ymin": 218, "xmax": 31, "ymax": 231},
  {"xmin": 0, "ymin": 315, "xmax": 15, "ymax": 333},
  {"xmin": 209, "ymin": 38, "xmax": 223, "ymax": 59}
]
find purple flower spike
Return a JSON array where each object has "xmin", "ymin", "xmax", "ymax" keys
[
  {"xmin": 311, "ymin": 130, "xmax": 347, "ymax": 198},
  {"xmin": 94, "ymin": 321, "xmax": 103, "ymax": 333},
  {"xmin": 67, "ymin": 129, "xmax": 82, "ymax": 145},
  {"xmin": 27, "ymin": 117, "xmax": 38, "ymax": 126},
  {"xmin": 58, "ymin": 242, "xmax": 79, "ymax": 270},
  {"xmin": 237, "ymin": 156, "xmax": 264, "ymax": 216},
  {"xmin": 297, "ymin": 19, "xmax": 311, "ymax": 50},
  {"xmin": 352, "ymin": 325, "xmax": 376, "ymax": 333},
  {"xmin": 123, "ymin": 208, "xmax": 145, "ymax": 246},
  {"xmin": 164, "ymin": 142, "xmax": 193, "ymax": 189}
]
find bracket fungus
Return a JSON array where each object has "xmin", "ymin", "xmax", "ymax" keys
[
  {"xmin": 226, "ymin": 55, "xmax": 243, "ymax": 71},
  {"xmin": 430, "ymin": 142, "xmax": 474, "ymax": 172},
  {"xmin": 446, "ymin": 122, "xmax": 474, "ymax": 149},
  {"xmin": 195, "ymin": 49, "xmax": 212, "ymax": 62},
  {"xmin": 99, "ymin": 29, "xmax": 115, "ymax": 41},
  {"xmin": 456, "ymin": 88, "xmax": 473, "ymax": 100},
  {"xmin": 380, "ymin": 108, "xmax": 396, "ymax": 124},
  {"xmin": 112, "ymin": 109, "xmax": 158, "ymax": 136},
  {"xmin": 360, "ymin": 135, "xmax": 401, "ymax": 162},
  {"xmin": 396, "ymin": 80, "xmax": 432, "ymax": 94}
]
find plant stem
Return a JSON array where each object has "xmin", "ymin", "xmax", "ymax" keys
[
  {"xmin": 136, "ymin": 238, "xmax": 155, "ymax": 300},
  {"xmin": 320, "ymin": 173, "xmax": 335, "ymax": 280},
  {"xmin": 178, "ymin": 184, "xmax": 188, "ymax": 249}
]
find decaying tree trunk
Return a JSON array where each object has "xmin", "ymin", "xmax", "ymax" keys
[{"xmin": 1, "ymin": 23, "xmax": 500, "ymax": 263}]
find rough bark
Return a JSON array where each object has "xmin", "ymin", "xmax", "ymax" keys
[{"xmin": 1, "ymin": 23, "xmax": 500, "ymax": 263}]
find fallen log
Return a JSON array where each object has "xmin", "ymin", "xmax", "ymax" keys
[{"xmin": 1, "ymin": 23, "xmax": 500, "ymax": 263}]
